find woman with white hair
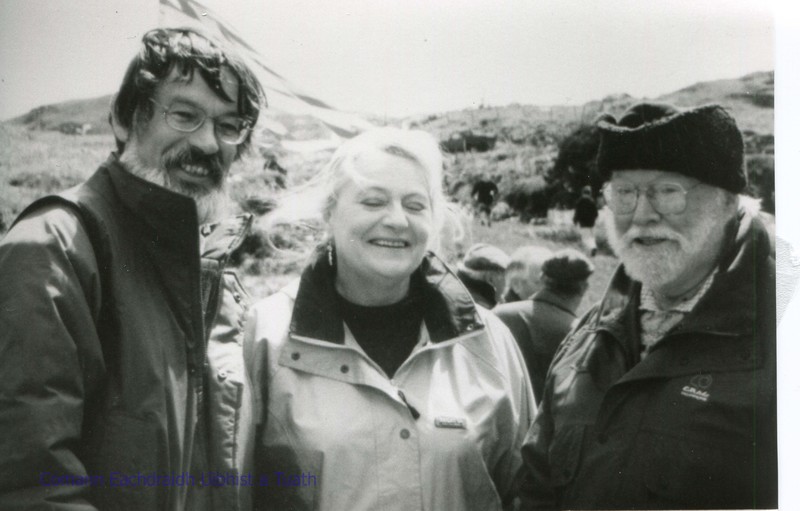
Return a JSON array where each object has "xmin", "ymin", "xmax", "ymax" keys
[{"xmin": 246, "ymin": 127, "xmax": 534, "ymax": 511}]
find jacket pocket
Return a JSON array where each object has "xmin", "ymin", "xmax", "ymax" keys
[
  {"xmin": 548, "ymin": 424, "xmax": 584, "ymax": 487},
  {"xmin": 642, "ymin": 432, "xmax": 755, "ymax": 509},
  {"xmin": 254, "ymin": 444, "xmax": 323, "ymax": 511},
  {"xmin": 89, "ymin": 412, "xmax": 163, "ymax": 511}
]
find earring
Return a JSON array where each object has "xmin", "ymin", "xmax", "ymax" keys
[{"xmin": 327, "ymin": 241, "xmax": 335, "ymax": 267}]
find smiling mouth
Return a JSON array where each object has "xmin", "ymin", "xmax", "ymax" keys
[
  {"xmin": 370, "ymin": 239, "xmax": 410, "ymax": 248},
  {"xmin": 633, "ymin": 236, "xmax": 670, "ymax": 246},
  {"xmin": 176, "ymin": 163, "xmax": 211, "ymax": 177}
]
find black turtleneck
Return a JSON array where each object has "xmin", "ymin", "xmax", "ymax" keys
[{"xmin": 335, "ymin": 284, "xmax": 424, "ymax": 378}]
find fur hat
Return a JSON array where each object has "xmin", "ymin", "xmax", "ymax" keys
[{"xmin": 596, "ymin": 103, "xmax": 746, "ymax": 193}]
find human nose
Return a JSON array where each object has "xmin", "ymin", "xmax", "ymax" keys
[
  {"xmin": 630, "ymin": 188, "xmax": 661, "ymax": 224},
  {"xmin": 382, "ymin": 201, "xmax": 409, "ymax": 228},
  {"xmin": 189, "ymin": 118, "xmax": 220, "ymax": 155}
]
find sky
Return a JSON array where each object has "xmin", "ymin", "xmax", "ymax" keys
[{"xmin": 0, "ymin": 0, "xmax": 776, "ymax": 121}]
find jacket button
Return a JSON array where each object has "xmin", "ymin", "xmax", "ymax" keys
[
  {"xmin": 399, "ymin": 429, "xmax": 410, "ymax": 439},
  {"xmin": 234, "ymin": 293, "xmax": 242, "ymax": 303},
  {"xmin": 340, "ymin": 364, "xmax": 350, "ymax": 374},
  {"xmin": 291, "ymin": 352, "xmax": 300, "ymax": 361},
  {"xmin": 217, "ymin": 369, "xmax": 227, "ymax": 381}
]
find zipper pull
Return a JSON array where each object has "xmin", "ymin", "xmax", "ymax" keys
[{"xmin": 397, "ymin": 389, "xmax": 420, "ymax": 420}]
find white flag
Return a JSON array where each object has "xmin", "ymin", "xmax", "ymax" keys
[{"xmin": 159, "ymin": 0, "xmax": 373, "ymax": 140}]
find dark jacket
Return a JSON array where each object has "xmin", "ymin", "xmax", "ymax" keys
[
  {"xmin": 0, "ymin": 155, "xmax": 254, "ymax": 511},
  {"xmin": 493, "ymin": 289, "xmax": 578, "ymax": 403},
  {"xmin": 573, "ymin": 196, "xmax": 598, "ymax": 228},
  {"xmin": 520, "ymin": 208, "xmax": 777, "ymax": 510}
]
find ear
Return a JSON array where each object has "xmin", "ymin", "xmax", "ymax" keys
[{"xmin": 109, "ymin": 107, "xmax": 130, "ymax": 144}]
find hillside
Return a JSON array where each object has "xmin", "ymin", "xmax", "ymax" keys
[
  {"xmin": 2, "ymin": 70, "xmax": 774, "ymax": 231},
  {"xmin": 414, "ymin": 70, "xmax": 773, "ymax": 141},
  {"xmin": 8, "ymin": 95, "xmax": 115, "ymax": 135},
  {"xmin": 656, "ymin": 71, "xmax": 773, "ymax": 134}
]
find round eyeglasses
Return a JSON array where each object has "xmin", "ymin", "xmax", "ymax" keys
[
  {"xmin": 150, "ymin": 99, "xmax": 252, "ymax": 145},
  {"xmin": 601, "ymin": 181, "xmax": 701, "ymax": 215}
]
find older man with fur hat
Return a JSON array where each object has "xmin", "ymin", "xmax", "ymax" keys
[{"xmin": 519, "ymin": 103, "xmax": 776, "ymax": 510}]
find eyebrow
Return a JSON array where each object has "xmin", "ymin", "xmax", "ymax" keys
[
  {"xmin": 357, "ymin": 187, "xmax": 429, "ymax": 200},
  {"xmin": 164, "ymin": 95, "xmax": 240, "ymax": 116}
]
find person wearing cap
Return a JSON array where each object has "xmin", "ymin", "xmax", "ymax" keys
[
  {"xmin": 573, "ymin": 186, "xmax": 599, "ymax": 256},
  {"xmin": 501, "ymin": 246, "xmax": 553, "ymax": 303},
  {"xmin": 494, "ymin": 249, "xmax": 593, "ymax": 403},
  {"xmin": 519, "ymin": 103, "xmax": 776, "ymax": 509},
  {"xmin": 457, "ymin": 243, "xmax": 511, "ymax": 308}
]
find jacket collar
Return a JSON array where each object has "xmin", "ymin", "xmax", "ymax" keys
[
  {"xmin": 200, "ymin": 215, "xmax": 253, "ymax": 262},
  {"xmin": 290, "ymin": 250, "xmax": 485, "ymax": 345},
  {"xmin": 97, "ymin": 153, "xmax": 251, "ymax": 261},
  {"xmin": 455, "ymin": 270, "xmax": 498, "ymax": 309},
  {"xmin": 594, "ymin": 207, "xmax": 773, "ymax": 342},
  {"xmin": 532, "ymin": 288, "xmax": 578, "ymax": 317},
  {"xmin": 100, "ymin": 153, "xmax": 200, "ymax": 253}
]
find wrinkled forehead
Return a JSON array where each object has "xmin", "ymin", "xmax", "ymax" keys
[{"xmin": 610, "ymin": 169, "xmax": 700, "ymax": 186}]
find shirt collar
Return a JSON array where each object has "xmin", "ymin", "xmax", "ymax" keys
[{"xmin": 639, "ymin": 268, "xmax": 718, "ymax": 313}]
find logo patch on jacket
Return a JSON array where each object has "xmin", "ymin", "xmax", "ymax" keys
[
  {"xmin": 434, "ymin": 416, "xmax": 467, "ymax": 429},
  {"xmin": 681, "ymin": 374, "xmax": 712, "ymax": 402}
]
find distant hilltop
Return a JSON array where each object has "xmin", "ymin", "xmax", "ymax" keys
[{"xmin": 415, "ymin": 70, "xmax": 773, "ymax": 140}]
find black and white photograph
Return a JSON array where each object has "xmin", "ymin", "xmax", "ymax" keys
[{"xmin": 0, "ymin": 0, "xmax": 794, "ymax": 509}]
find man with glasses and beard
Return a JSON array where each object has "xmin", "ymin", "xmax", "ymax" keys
[
  {"xmin": 0, "ymin": 28, "xmax": 264, "ymax": 511},
  {"xmin": 519, "ymin": 103, "xmax": 776, "ymax": 510}
]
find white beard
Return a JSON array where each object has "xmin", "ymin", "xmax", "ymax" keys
[
  {"xmin": 605, "ymin": 195, "xmax": 730, "ymax": 290},
  {"xmin": 119, "ymin": 140, "xmax": 230, "ymax": 225}
]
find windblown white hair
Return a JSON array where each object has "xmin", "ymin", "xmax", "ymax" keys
[{"xmin": 263, "ymin": 126, "xmax": 464, "ymax": 254}]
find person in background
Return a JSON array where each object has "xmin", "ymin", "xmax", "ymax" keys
[
  {"xmin": 246, "ymin": 127, "xmax": 535, "ymax": 511},
  {"xmin": 456, "ymin": 242, "xmax": 510, "ymax": 309},
  {"xmin": 520, "ymin": 103, "xmax": 776, "ymax": 509},
  {"xmin": 0, "ymin": 27, "xmax": 265, "ymax": 511},
  {"xmin": 494, "ymin": 248, "xmax": 593, "ymax": 402},
  {"xmin": 502, "ymin": 246, "xmax": 553, "ymax": 303},
  {"xmin": 573, "ymin": 185, "xmax": 599, "ymax": 256},
  {"xmin": 472, "ymin": 178, "xmax": 499, "ymax": 226}
]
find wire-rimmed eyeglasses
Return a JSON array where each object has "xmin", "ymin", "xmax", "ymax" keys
[
  {"xmin": 601, "ymin": 180, "xmax": 701, "ymax": 215},
  {"xmin": 150, "ymin": 99, "xmax": 252, "ymax": 145}
]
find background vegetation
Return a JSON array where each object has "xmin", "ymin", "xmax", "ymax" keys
[{"xmin": 1, "ymin": 71, "xmax": 775, "ymax": 314}]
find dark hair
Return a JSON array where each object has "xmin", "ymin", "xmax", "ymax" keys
[
  {"xmin": 112, "ymin": 27, "xmax": 265, "ymax": 158},
  {"xmin": 541, "ymin": 248, "xmax": 594, "ymax": 295}
]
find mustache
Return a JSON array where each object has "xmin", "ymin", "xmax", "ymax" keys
[
  {"xmin": 619, "ymin": 227, "xmax": 684, "ymax": 246},
  {"xmin": 162, "ymin": 147, "xmax": 224, "ymax": 181}
]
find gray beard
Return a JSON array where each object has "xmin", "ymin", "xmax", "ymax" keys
[
  {"xmin": 604, "ymin": 197, "xmax": 728, "ymax": 291},
  {"xmin": 119, "ymin": 146, "xmax": 230, "ymax": 225}
]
